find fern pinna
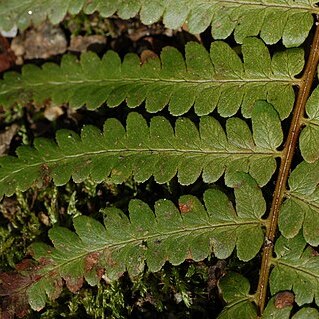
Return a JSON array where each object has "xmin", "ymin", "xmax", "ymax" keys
[{"xmin": 1, "ymin": 1, "xmax": 319, "ymax": 318}]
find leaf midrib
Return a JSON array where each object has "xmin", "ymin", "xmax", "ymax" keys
[
  {"xmin": 287, "ymin": 191, "xmax": 319, "ymax": 211},
  {"xmin": 8, "ymin": 219, "xmax": 260, "ymax": 300},
  {"xmin": 0, "ymin": 148, "xmax": 279, "ymax": 183},
  {"xmin": 0, "ymin": 77, "xmax": 299, "ymax": 97},
  {"xmin": 217, "ymin": 0, "xmax": 318, "ymax": 11},
  {"xmin": 2, "ymin": 0, "xmax": 318, "ymax": 17},
  {"xmin": 272, "ymin": 258, "xmax": 319, "ymax": 280}
]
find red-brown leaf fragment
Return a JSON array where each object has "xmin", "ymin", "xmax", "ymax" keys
[
  {"xmin": 0, "ymin": 260, "xmax": 40, "ymax": 318},
  {"xmin": 64, "ymin": 275, "xmax": 84, "ymax": 293},
  {"xmin": 0, "ymin": 35, "xmax": 15, "ymax": 73},
  {"xmin": 274, "ymin": 291, "xmax": 295, "ymax": 309},
  {"xmin": 179, "ymin": 200, "xmax": 194, "ymax": 214},
  {"xmin": 84, "ymin": 252, "xmax": 100, "ymax": 272}
]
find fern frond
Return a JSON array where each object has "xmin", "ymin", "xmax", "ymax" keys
[
  {"xmin": 0, "ymin": 38, "xmax": 303, "ymax": 119},
  {"xmin": 1, "ymin": 175, "xmax": 265, "ymax": 311},
  {"xmin": 278, "ymin": 160, "xmax": 319, "ymax": 245},
  {"xmin": 299, "ymin": 87, "xmax": 319, "ymax": 162},
  {"xmin": 0, "ymin": 101, "xmax": 282, "ymax": 197},
  {"xmin": 0, "ymin": 0, "xmax": 317, "ymax": 47},
  {"xmin": 270, "ymin": 234, "xmax": 319, "ymax": 306}
]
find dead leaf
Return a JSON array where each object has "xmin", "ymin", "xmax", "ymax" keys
[
  {"xmin": 0, "ymin": 123, "xmax": 19, "ymax": 156},
  {"xmin": 69, "ymin": 35, "xmax": 107, "ymax": 52},
  {"xmin": 11, "ymin": 22, "xmax": 67, "ymax": 61},
  {"xmin": 140, "ymin": 49, "xmax": 158, "ymax": 64},
  {"xmin": 0, "ymin": 260, "xmax": 40, "ymax": 319},
  {"xmin": 0, "ymin": 35, "xmax": 16, "ymax": 72},
  {"xmin": 208, "ymin": 260, "xmax": 227, "ymax": 293},
  {"xmin": 44, "ymin": 105, "xmax": 64, "ymax": 121}
]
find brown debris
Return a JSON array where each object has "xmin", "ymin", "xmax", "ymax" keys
[
  {"xmin": 310, "ymin": 247, "xmax": 319, "ymax": 256},
  {"xmin": 1, "ymin": 197, "xmax": 20, "ymax": 223},
  {"xmin": 0, "ymin": 260, "xmax": 41, "ymax": 319},
  {"xmin": 140, "ymin": 49, "xmax": 158, "ymax": 64},
  {"xmin": 208, "ymin": 260, "xmax": 227, "ymax": 294},
  {"xmin": 0, "ymin": 273, "xmax": 30, "ymax": 318},
  {"xmin": 11, "ymin": 22, "xmax": 67, "ymax": 63},
  {"xmin": 181, "ymin": 23, "xmax": 201, "ymax": 42},
  {"xmin": 69, "ymin": 34, "xmax": 107, "ymax": 52},
  {"xmin": 122, "ymin": 21, "xmax": 173, "ymax": 42},
  {"xmin": 43, "ymin": 105, "xmax": 64, "ymax": 121},
  {"xmin": 0, "ymin": 123, "xmax": 19, "ymax": 156},
  {"xmin": 0, "ymin": 35, "xmax": 16, "ymax": 72}
]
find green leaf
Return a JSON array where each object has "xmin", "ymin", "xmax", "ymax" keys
[
  {"xmin": 262, "ymin": 296, "xmax": 319, "ymax": 318},
  {"xmin": 252, "ymin": 100, "xmax": 283, "ymax": 150},
  {"xmin": 217, "ymin": 272, "xmax": 257, "ymax": 319},
  {"xmin": 0, "ymin": 103, "xmax": 282, "ymax": 197},
  {"xmin": 270, "ymin": 234, "xmax": 319, "ymax": 306},
  {"xmin": 292, "ymin": 308, "xmax": 319, "ymax": 319},
  {"xmin": 0, "ymin": 0, "xmax": 317, "ymax": 47},
  {"xmin": 0, "ymin": 39, "xmax": 302, "ymax": 119},
  {"xmin": 278, "ymin": 161, "xmax": 319, "ymax": 245},
  {"xmin": 300, "ymin": 87, "xmax": 319, "ymax": 163},
  {"xmin": 262, "ymin": 296, "xmax": 292, "ymax": 319},
  {"xmin": 14, "ymin": 180, "xmax": 264, "ymax": 311}
]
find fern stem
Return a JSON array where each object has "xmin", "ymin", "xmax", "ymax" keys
[{"xmin": 256, "ymin": 17, "xmax": 319, "ymax": 315}]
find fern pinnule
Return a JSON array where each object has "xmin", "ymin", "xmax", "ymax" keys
[{"xmin": 279, "ymin": 160, "xmax": 319, "ymax": 245}]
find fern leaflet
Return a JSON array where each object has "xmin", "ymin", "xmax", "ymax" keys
[
  {"xmin": 279, "ymin": 160, "xmax": 319, "ymax": 245},
  {"xmin": 0, "ymin": 38, "xmax": 303, "ymax": 119},
  {"xmin": 270, "ymin": 234, "xmax": 319, "ymax": 306},
  {"xmin": 0, "ymin": 101, "xmax": 283, "ymax": 197},
  {"xmin": 299, "ymin": 86, "xmax": 319, "ymax": 162},
  {"xmin": 0, "ymin": 0, "xmax": 317, "ymax": 47},
  {"xmin": 0, "ymin": 175, "xmax": 265, "ymax": 312}
]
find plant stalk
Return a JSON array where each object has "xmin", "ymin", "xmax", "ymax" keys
[{"xmin": 256, "ymin": 16, "xmax": 319, "ymax": 315}]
